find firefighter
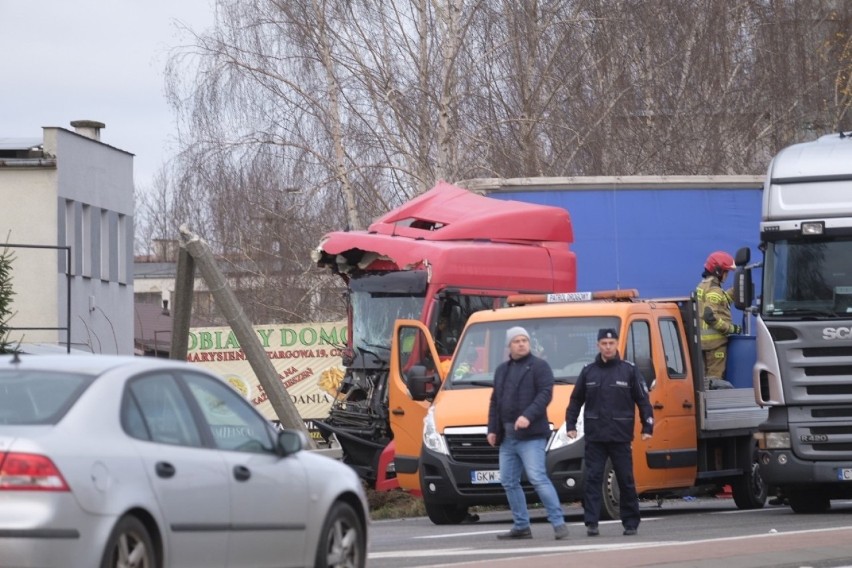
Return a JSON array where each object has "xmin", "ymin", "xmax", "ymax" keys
[{"xmin": 696, "ymin": 251, "xmax": 741, "ymax": 381}]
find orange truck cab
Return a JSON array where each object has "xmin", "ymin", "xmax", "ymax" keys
[{"xmin": 390, "ymin": 290, "xmax": 769, "ymax": 524}]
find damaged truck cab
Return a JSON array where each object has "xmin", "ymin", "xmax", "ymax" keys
[{"xmin": 312, "ymin": 182, "xmax": 576, "ymax": 487}]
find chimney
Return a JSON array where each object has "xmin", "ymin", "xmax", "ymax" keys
[{"xmin": 70, "ymin": 120, "xmax": 105, "ymax": 141}]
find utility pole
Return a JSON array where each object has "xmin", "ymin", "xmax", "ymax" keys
[{"xmin": 176, "ymin": 225, "xmax": 315, "ymax": 447}]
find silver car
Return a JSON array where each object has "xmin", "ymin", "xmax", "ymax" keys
[{"xmin": 0, "ymin": 354, "xmax": 368, "ymax": 568}]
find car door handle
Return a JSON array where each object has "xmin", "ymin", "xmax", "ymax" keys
[
  {"xmin": 653, "ymin": 402, "xmax": 664, "ymax": 410},
  {"xmin": 155, "ymin": 461, "xmax": 176, "ymax": 479},
  {"xmin": 682, "ymin": 400, "xmax": 694, "ymax": 409},
  {"xmin": 233, "ymin": 465, "xmax": 251, "ymax": 482},
  {"xmin": 392, "ymin": 408, "xmax": 405, "ymax": 416}
]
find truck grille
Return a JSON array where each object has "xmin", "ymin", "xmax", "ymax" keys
[{"xmin": 445, "ymin": 433, "xmax": 497, "ymax": 465}]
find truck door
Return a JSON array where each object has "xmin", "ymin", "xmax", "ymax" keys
[
  {"xmin": 625, "ymin": 317, "xmax": 697, "ymax": 492},
  {"xmin": 389, "ymin": 319, "xmax": 446, "ymax": 491},
  {"xmin": 631, "ymin": 316, "xmax": 697, "ymax": 488}
]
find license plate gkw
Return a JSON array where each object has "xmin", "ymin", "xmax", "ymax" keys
[
  {"xmin": 837, "ymin": 468, "xmax": 852, "ymax": 481},
  {"xmin": 471, "ymin": 470, "xmax": 501, "ymax": 484}
]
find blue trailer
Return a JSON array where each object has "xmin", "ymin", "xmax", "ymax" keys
[{"xmin": 461, "ymin": 176, "xmax": 763, "ymax": 299}]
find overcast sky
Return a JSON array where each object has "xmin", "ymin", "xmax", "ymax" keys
[{"xmin": 0, "ymin": 0, "xmax": 214, "ymax": 191}]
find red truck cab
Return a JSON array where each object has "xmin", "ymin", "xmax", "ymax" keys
[{"xmin": 312, "ymin": 182, "xmax": 576, "ymax": 488}]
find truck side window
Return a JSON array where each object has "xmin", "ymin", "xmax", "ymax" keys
[
  {"xmin": 659, "ymin": 318, "xmax": 686, "ymax": 378},
  {"xmin": 625, "ymin": 320, "xmax": 655, "ymax": 385},
  {"xmin": 433, "ymin": 295, "xmax": 504, "ymax": 357}
]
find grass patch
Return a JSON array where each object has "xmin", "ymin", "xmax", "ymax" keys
[{"xmin": 368, "ymin": 488, "xmax": 426, "ymax": 520}]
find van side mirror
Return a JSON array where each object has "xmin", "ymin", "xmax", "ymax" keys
[{"xmin": 407, "ymin": 364, "xmax": 441, "ymax": 402}]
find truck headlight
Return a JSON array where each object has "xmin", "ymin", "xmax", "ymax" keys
[
  {"xmin": 548, "ymin": 407, "xmax": 584, "ymax": 451},
  {"xmin": 755, "ymin": 431, "xmax": 791, "ymax": 450},
  {"xmin": 423, "ymin": 407, "xmax": 449, "ymax": 455}
]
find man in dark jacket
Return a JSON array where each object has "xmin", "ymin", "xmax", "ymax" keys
[
  {"xmin": 565, "ymin": 328, "xmax": 654, "ymax": 537},
  {"xmin": 487, "ymin": 326, "xmax": 569, "ymax": 541}
]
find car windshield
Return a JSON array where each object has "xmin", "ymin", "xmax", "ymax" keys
[
  {"xmin": 350, "ymin": 271, "xmax": 427, "ymax": 359},
  {"xmin": 446, "ymin": 315, "xmax": 620, "ymax": 387},
  {"xmin": 0, "ymin": 370, "xmax": 94, "ymax": 425},
  {"xmin": 762, "ymin": 236, "xmax": 852, "ymax": 317}
]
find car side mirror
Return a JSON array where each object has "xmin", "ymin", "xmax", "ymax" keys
[
  {"xmin": 407, "ymin": 364, "xmax": 441, "ymax": 402},
  {"xmin": 277, "ymin": 429, "xmax": 305, "ymax": 457}
]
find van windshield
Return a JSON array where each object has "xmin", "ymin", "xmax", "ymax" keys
[{"xmin": 446, "ymin": 316, "xmax": 620, "ymax": 387}]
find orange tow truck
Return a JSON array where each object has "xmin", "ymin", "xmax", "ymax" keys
[{"xmin": 390, "ymin": 289, "xmax": 768, "ymax": 524}]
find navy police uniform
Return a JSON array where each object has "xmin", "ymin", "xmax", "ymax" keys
[{"xmin": 564, "ymin": 332, "xmax": 654, "ymax": 533}]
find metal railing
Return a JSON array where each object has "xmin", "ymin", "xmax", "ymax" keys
[{"xmin": 4, "ymin": 243, "xmax": 72, "ymax": 353}]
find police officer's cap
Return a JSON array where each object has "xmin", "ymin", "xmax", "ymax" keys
[{"xmin": 597, "ymin": 328, "xmax": 619, "ymax": 341}]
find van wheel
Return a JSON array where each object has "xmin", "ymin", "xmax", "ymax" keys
[
  {"xmin": 314, "ymin": 501, "xmax": 366, "ymax": 568},
  {"xmin": 731, "ymin": 458, "xmax": 767, "ymax": 509},
  {"xmin": 100, "ymin": 516, "xmax": 157, "ymax": 568},
  {"xmin": 424, "ymin": 500, "xmax": 469, "ymax": 525},
  {"xmin": 788, "ymin": 487, "xmax": 830, "ymax": 514},
  {"xmin": 600, "ymin": 459, "xmax": 621, "ymax": 521}
]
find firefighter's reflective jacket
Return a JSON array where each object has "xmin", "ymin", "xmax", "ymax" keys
[{"xmin": 696, "ymin": 276, "xmax": 736, "ymax": 350}]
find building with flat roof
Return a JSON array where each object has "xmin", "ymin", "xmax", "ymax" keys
[{"xmin": 0, "ymin": 120, "xmax": 134, "ymax": 354}]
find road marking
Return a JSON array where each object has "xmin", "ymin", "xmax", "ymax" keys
[
  {"xmin": 369, "ymin": 541, "xmax": 678, "ymax": 559},
  {"xmin": 414, "ymin": 518, "xmax": 662, "ymax": 540}
]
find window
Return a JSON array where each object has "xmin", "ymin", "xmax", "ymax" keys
[
  {"xmin": 624, "ymin": 320, "xmax": 652, "ymax": 364},
  {"xmin": 659, "ymin": 319, "xmax": 686, "ymax": 377},
  {"xmin": 625, "ymin": 320, "xmax": 654, "ymax": 386},
  {"xmin": 183, "ymin": 373, "xmax": 275, "ymax": 454},
  {"xmin": 81, "ymin": 204, "xmax": 92, "ymax": 277},
  {"xmin": 431, "ymin": 294, "xmax": 501, "ymax": 357},
  {"xmin": 124, "ymin": 373, "xmax": 202, "ymax": 447}
]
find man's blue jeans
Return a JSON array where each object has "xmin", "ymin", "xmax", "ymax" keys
[{"xmin": 498, "ymin": 436, "xmax": 565, "ymax": 529}]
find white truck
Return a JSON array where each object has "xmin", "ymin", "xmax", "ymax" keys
[{"xmin": 735, "ymin": 131, "xmax": 852, "ymax": 513}]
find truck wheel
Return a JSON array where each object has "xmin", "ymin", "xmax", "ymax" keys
[
  {"xmin": 788, "ymin": 488, "xmax": 830, "ymax": 514},
  {"xmin": 731, "ymin": 459, "xmax": 767, "ymax": 509},
  {"xmin": 600, "ymin": 459, "xmax": 621, "ymax": 521},
  {"xmin": 424, "ymin": 500, "xmax": 469, "ymax": 525}
]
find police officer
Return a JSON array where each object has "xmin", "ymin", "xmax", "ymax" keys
[
  {"xmin": 696, "ymin": 251, "xmax": 740, "ymax": 381},
  {"xmin": 564, "ymin": 328, "xmax": 654, "ymax": 537}
]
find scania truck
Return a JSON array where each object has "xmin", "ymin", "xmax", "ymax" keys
[{"xmin": 737, "ymin": 132, "xmax": 852, "ymax": 513}]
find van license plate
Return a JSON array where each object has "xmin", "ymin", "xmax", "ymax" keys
[
  {"xmin": 471, "ymin": 470, "xmax": 500, "ymax": 484},
  {"xmin": 837, "ymin": 468, "xmax": 852, "ymax": 481}
]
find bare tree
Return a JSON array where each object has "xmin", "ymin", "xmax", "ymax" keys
[{"xmin": 151, "ymin": 0, "xmax": 852, "ymax": 323}]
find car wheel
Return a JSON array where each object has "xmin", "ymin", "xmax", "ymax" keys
[
  {"xmin": 600, "ymin": 458, "xmax": 621, "ymax": 521},
  {"xmin": 314, "ymin": 501, "xmax": 366, "ymax": 568},
  {"xmin": 424, "ymin": 499, "xmax": 469, "ymax": 525},
  {"xmin": 100, "ymin": 515, "xmax": 156, "ymax": 568}
]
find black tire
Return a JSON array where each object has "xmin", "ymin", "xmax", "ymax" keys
[
  {"xmin": 100, "ymin": 515, "xmax": 156, "ymax": 568},
  {"xmin": 314, "ymin": 501, "xmax": 366, "ymax": 568},
  {"xmin": 600, "ymin": 458, "xmax": 621, "ymax": 521},
  {"xmin": 788, "ymin": 487, "xmax": 831, "ymax": 514},
  {"xmin": 424, "ymin": 499, "xmax": 470, "ymax": 525},
  {"xmin": 731, "ymin": 457, "xmax": 768, "ymax": 509}
]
